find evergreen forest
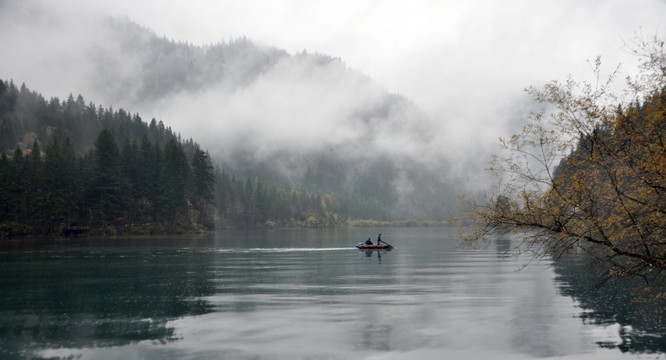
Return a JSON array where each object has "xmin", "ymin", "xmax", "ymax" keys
[{"xmin": 0, "ymin": 80, "xmax": 346, "ymax": 236}]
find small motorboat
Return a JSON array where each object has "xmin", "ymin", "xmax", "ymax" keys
[{"xmin": 356, "ymin": 243, "xmax": 394, "ymax": 250}]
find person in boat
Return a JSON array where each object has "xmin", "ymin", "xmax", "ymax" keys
[
  {"xmin": 377, "ymin": 234, "xmax": 382, "ymax": 245},
  {"xmin": 365, "ymin": 238, "xmax": 373, "ymax": 245}
]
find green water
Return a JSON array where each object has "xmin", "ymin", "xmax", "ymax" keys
[{"xmin": 0, "ymin": 228, "xmax": 663, "ymax": 359}]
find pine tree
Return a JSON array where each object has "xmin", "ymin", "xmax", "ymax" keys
[
  {"xmin": 190, "ymin": 148, "xmax": 215, "ymax": 228},
  {"xmin": 25, "ymin": 141, "xmax": 45, "ymax": 231},
  {"xmin": 87, "ymin": 129, "xmax": 131, "ymax": 229},
  {"xmin": 159, "ymin": 139, "xmax": 189, "ymax": 222},
  {"xmin": 9, "ymin": 147, "xmax": 25, "ymax": 227},
  {"xmin": 190, "ymin": 148, "xmax": 215, "ymax": 204},
  {"xmin": 0, "ymin": 152, "xmax": 11, "ymax": 230},
  {"xmin": 41, "ymin": 138, "xmax": 80, "ymax": 230}
]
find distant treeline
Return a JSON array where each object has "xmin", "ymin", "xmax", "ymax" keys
[
  {"xmin": 0, "ymin": 80, "xmax": 347, "ymax": 235},
  {"xmin": 0, "ymin": 129, "xmax": 215, "ymax": 235},
  {"xmin": 215, "ymin": 171, "xmax": 348, "ymax": 229}
]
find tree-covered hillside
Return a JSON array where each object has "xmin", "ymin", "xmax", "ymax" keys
[
  {"xmin": 51, "ymin": 18, "xmax": 456, "ymax": 221},
  {"xmin": 1, "ymin": 13, "xmax": 460, "ymax": 222},
  {"xmin": 95, "ymin": 19, "xmax": 290, "ymax": 105},
  {"xmin": 0, "ymin": 80, "xmax": 347, "ymax": 236},
  {"xmin": 0, "ymin": 80, "xmax": 181, "ymax": 155}
]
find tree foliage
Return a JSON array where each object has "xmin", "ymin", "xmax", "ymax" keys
[
  {"xmin": 0, "ymin": 80, "xmax": 349, "ymax": 234},
  {"xmin": 0, "ymin": 129, "xmax": 218, "ymax": 235},
  {"xmin": 213, "ymin": 170, "xmax": 348, "ymax": 229},
  {"xmin": 460, "ymin": 36, "xmax": 665, "ymax": 303}
]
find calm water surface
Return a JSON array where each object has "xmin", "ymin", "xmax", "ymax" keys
[{"xmin": 0, "ymin": 227, "xmax": 663, "ymax": 359}]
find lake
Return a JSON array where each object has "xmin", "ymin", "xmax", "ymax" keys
[{"xmin": 0, "ymin": 227, "xmax": 663, "ymax": 359}]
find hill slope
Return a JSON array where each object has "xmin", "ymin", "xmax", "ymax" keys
[{"xmin": 1, "ymin": 8, "xmax": 458, "ymax": 220}]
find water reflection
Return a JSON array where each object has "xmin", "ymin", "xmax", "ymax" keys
[
  {"xmin": 491, "ymin": 233, "xmax": 666, "ymax": 354},
  {"xmin": 0, "ymin": 229, "xmax": 663, "ymax": 359},
  {"xmin": 362, "ymin": 248, "xmax": 392, "ymax": 263},
  {"xmin": 551, "ymin": 250, "xmax": 666, "ymax": 353},
  {"xmin": 0, "ymin": 237, "xmax": 218, "ymax": 359}
]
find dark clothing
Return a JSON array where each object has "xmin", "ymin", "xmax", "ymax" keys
[
  {"xmin": 377, "ymin": 234, "xmax": 382, "ymax": 244},
  {"xmin": 365, "ymin": 238, "xmax": 373, "ymax": 245}
]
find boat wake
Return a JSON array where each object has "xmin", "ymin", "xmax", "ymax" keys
[{"xmin": 216, "ymin": 247, "xmax": 352, "ymax": 253}]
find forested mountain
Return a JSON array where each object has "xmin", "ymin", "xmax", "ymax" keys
[
  {"xmin": 2, "ymin": 15, "xmax": 457, "ymax": 221},
  {"xmin": 0, "ymin": 81, "xmax": 181, "ymax": 155},
  {"xmin": 0, "ymin": 80, "xmax": 346, "ymax": 235},
  {"xmin": 92, "ymin": 19, "xmax": 290, "ymax": 106},
  {"xmin": 88, "ymin": 19, "xmax": 455, "ymax": 221}
]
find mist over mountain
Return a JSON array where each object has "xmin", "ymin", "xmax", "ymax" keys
[
  {"xmin": 105, "ymin": 20, "xmax": 454, "ymax": 220},
  {"xmin": 0, "ymin": 3, "xmax": 460, "ymax": 220},
  {"xmin": 89, "ymin": 19, "xmax": 289, "ymax": 106}
]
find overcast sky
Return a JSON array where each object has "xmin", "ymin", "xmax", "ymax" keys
[
  {"xmin": 5, "ymin": 0, "xmax": 665, "ymax": 126},
  {"xmin": 81, "ymin": 0, "xmax": 664, "ymax": 110},
  {"xmin": 1, "ymin": 0, "xmax": 665, "ymax": 186},
  {"xmin": 46, "ymin": 0, "xmax": 663, "ymax": 151}
]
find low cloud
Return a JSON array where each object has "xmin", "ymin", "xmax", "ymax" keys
[{"xmin": 1, "ymin": 0, "xmax": 664, "ymax": 197}]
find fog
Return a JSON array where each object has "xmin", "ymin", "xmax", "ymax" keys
[{"xmin": 0, "ymin": 0, "xmax": 664, "ymax": 199}]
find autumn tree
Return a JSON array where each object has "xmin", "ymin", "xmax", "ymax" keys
[{"xmin": 460, "ymin": 36, "xmax": 665, "ymax": 300}]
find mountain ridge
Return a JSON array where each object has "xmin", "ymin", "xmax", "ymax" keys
[
  {"xmin": 2, "ymin": 10, "xmax": 458, "ymax": 220},
  {"xmin": 84, "ymin": 18, "xmax": 456, "ymax": 220}
]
